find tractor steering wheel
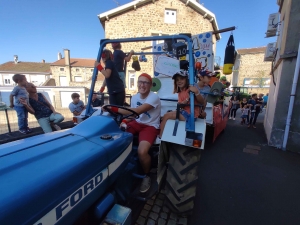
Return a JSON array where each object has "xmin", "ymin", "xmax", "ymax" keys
[{"xmin": 103, "ymin": 104, "xmax": 139, "ymax": 125}]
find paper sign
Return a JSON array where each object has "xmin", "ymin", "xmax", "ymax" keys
[
  {"xmin": 192, "ymin": 32, "xmax": 213, "ymax": 71},
  {"xmin": 154, "ymin": 56, "xmax": 180, "ymax": 77}
]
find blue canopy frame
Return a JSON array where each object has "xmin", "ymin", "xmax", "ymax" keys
[{"xmin": 86, "ymin": 35, "xmax": 196, "ymax": 132}]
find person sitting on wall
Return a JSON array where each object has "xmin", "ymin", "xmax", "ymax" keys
[
  {"xmin": 91, "ymin": 92, "xmax": 102, "ymax": 107},
  {"xmin": 102, "ymin": 73, "xmax": 161, "ymax": 193},
  {"xmin": 69, "ymin": 93, "xmax": 85, "ymax": 116},
  {"xmin": 20, "ymin": 82, "xmax": 64, "ymax": 133}
]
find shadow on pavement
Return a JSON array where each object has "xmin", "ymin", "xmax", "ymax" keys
[{"xmin": 189, "ymin": 111, "xmax": 300, "ymax": 225}]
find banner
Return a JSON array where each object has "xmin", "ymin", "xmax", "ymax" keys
[{"xmin": 154, "ymin": 55, "xmax": 180, "ymax": 77}]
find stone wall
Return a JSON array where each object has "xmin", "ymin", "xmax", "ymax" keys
[
  {"xmin": 51, "ymin": 65, "xmax": 105, "ymax": 91},
  {"xmin": 103, "ymin": 0, "xmax": 216, "ymax": 94},
  {"xmin": 234, "ymin": 52, "xmax": 271, "ymax": 95}
]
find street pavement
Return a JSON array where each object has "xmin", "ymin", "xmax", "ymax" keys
[{"xmin": 189, "ymin": 111, "xmax": 300, "ymax": 225}]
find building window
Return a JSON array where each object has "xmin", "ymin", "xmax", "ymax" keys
[
  {"xmin": 76, "ymin": 68, "xmax": 79, "ymax": 72},
  {"xmin": 164, "ymin": 9, "xmax": 176, "ymax": 24},
  {"xmin": 4, "ymin": 79, "xmax": 11, "ymax": 85},
  {"xmin": 243, "ymin": 78, "xmax": 270, "ymax": 88},
  {"xmin": 91, "ymin": 69, "xmax": 94, "ymax": 72},
  {"xmin": 74, "ymin": 76, "xmax": 83, "ymax": 82},
  {"xmin": 128, "ymin": 71, "xmax": 136, "ymax": 90},
  {"xmin": 60, "ymin": 68, "xmax": 64, "ymax": 71}
]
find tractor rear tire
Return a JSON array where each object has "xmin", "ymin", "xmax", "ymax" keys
[{"xmin": 165, "ymin": 143, "xmax": 201, "ymax": 216}]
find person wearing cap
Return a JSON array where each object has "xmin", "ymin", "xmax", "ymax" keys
[
  {"xmin": 103, "ymin": 73, "xmax": 161, "ymax": 193},
  {"xmin": 95, "ymin": 49, "xmax": 125, "ymax": 106},
  {"xmin": 159, "ymin": 70, "xmax": 205, "ymax": 138},
  {"xmin": 219, "ymin": 76, "xmax": 227, "ymax": 85},
  {"xmin": 197, "ymin": 69, "xmax": 214, "ymax": 99}
]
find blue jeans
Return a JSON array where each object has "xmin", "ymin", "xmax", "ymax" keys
[
  {"xmin": 14, "ymin": 106, "xmax": 28, "ymax": 130},
  {"xmin": 38, "ymin": 113, "xmax": 64, "ymax": 133},
  {"xmin": 118, "ymin": 72, "xmax": 126, "ymax": 88}
]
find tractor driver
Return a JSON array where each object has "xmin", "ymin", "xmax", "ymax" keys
[{"xmin": 103, "ymin": 73, "xmax": 161, "ymax": 193}]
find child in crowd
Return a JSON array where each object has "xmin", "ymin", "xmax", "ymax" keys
[
  {"xmin": 229, "ymin": 96, "xmax": 240, "ymax": 120},
  {"xmin": 248, "ymin": 93, "xmax": 258, "ymax": 128},
  {"xmin": 9, "ymin": 74, "xmax": 32, "ymax": 134},
  {"xmin": 69, "ymin": 93, "xmax": 85, "ymax": 116},
  {"xmin": 159, "ymin": 70, "xmax": 205, "ymax": 138},
  {"xmin": 95, "ymin": 49, "xmax": 125, "ymax": 106},
  {"xmin": 240, "ymin": 105, "xmax": 250, "ymax": 125},
  {"xmin": 240, "ymin": 97, "xmax": 249, "ymax": 124}
]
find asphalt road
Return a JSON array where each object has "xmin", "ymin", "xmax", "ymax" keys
[{"xmin": 189, "ymin": 111, "xmax": 300, "ymax": 225}]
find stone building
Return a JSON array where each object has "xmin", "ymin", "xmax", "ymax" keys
[
  {"xmin": 98, "ymin": 0, "xmax": 221, "ymax": 93},
  {"xmin": 264, "ymin": 0, "xmax": 300, "ymax": 152},
  {"xmin": 232, "ymin": 47, "xmax": 272, "ymax": 95},
  {"xmin": 50, "ymin": 49, "xmax": 104, "ymax": 91}
]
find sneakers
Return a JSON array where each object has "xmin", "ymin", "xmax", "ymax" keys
[
  {"xmin": 233, "ymin": 118, "xmax": 235, "ymax": 120},
  {"xmin": 19, "ymin": 129, "xmax": 28, "ymax": 134},
  {"xmin": 26, "ymin": 127, "xmax": 32, "ymax": 133},
  {"xmin": 229, "ymin": 117, "xmax": 232, "ymax": 119},
  {"xmin": 52, "ymin": 124, "xmax": 61, "ymax": 131},
  {"xmin": 140, "ymin": 176, "xmax": 151, "ymax": 193},
  {"xmin": 154, "ymin": 136, "xmax": 161, "ymax": 145}
]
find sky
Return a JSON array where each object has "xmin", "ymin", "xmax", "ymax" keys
[{"xmin": 0, "ymin": 0, "xmax": 279, "ymax": 65}]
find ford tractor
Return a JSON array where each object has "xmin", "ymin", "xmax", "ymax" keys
[{"xmin": 0, "ymin": 33, "xmax": 228, "ymax": 225}]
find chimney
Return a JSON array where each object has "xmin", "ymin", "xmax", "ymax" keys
[
  {"xmin": 64, "ymin": 49, "xmax": 70, "ymax": 66},
  {"xmin": 14, "ymin": 55, "xmax": 18, "ymax": 64},
  {"xmin": 58, "ymin": 52, "xmax": 62, "ymax": 60},
  {"xmin": 42, "ymin": 59, "xmax": 45, "ymax": 63}
]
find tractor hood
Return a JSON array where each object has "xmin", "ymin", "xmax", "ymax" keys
[{"xmin": 0, "ymin": 116, "xmax": 133, "ymax": 225}]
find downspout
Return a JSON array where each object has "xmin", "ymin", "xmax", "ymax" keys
[{"xmin": 282, "ymin": 41, "xmax": 300, "ymax": 151}]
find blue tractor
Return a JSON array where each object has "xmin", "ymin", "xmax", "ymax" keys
[{"xmin": 0, "ymin": 35, "xmax": 206, "ymax": 224}]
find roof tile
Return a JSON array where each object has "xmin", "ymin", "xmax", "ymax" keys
[
  {"xmin": 0, "ymin": 61, "xmax": 51, "ymax": 73},
  {"xmin": 237, "ymin": 47, "xmax": 266, "ymax": 55},
  {"xmin": 51, "ymin": 58, "xmax": 95, "ymax": 67}
]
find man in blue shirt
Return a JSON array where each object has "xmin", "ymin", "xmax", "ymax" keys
[{"xmin": 262, "ymin": 93, "xmax": 268, "ymax": 108}]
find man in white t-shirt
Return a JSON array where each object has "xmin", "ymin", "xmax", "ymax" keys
[{"xmin": 104, "ymin": 73, "xmax": 161, "ymax": 193}]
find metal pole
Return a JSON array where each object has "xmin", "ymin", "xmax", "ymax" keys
[
  {"xmin": 212, "ymin": 26, "xmax": 236, "ymax": 35},
  {"xmin": 5, "ymin": 108, "xmax": 11, "ymax": 133},
  {"xmin": 282, "ymin": 41, "xmax": 300, "ymax": 150}
]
